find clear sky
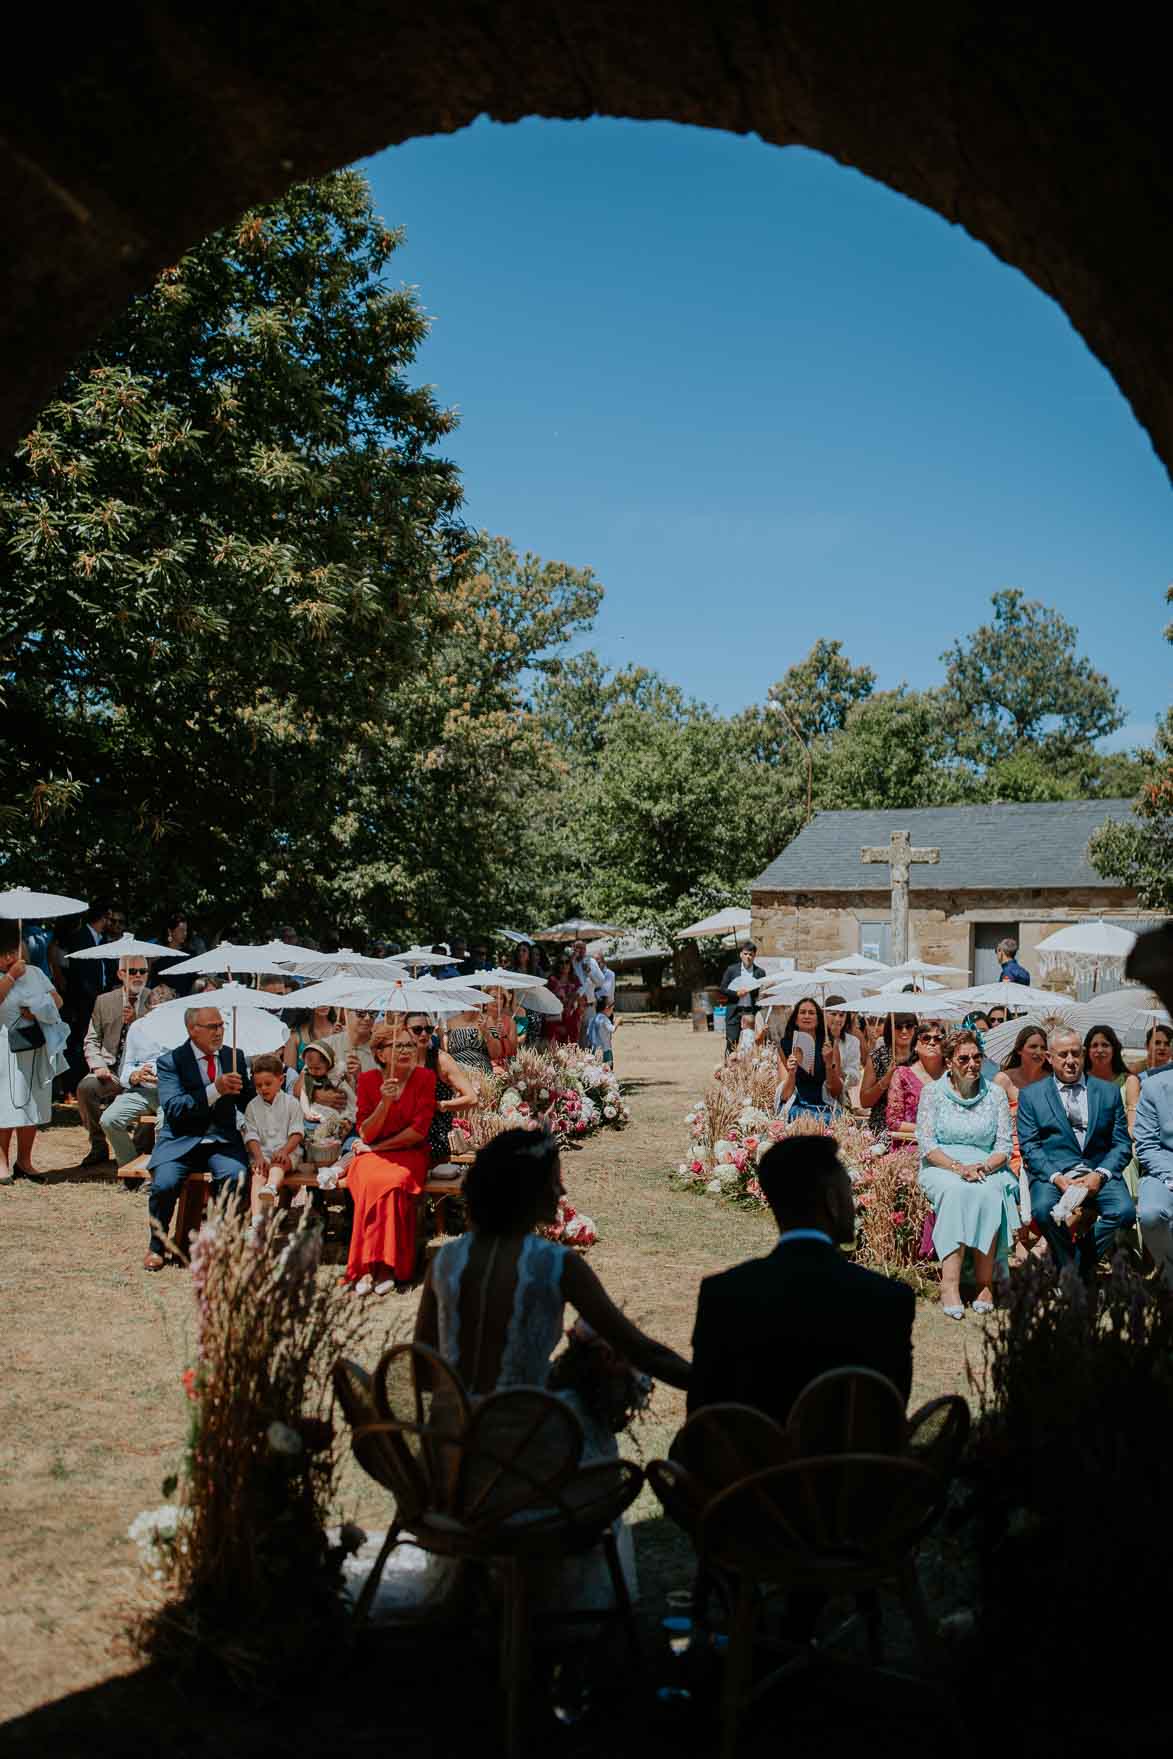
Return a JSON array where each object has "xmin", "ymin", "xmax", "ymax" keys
[{"xmin": 360, "ymin": 118, "xmax": 1170, "ymax": 747}]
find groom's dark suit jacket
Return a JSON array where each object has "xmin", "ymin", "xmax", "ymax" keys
[{"xmin": 688, "ymin": 1237, "xmax": 915, "ymax": 1426}]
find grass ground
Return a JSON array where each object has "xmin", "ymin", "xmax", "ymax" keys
[{"xmin": 0, "ymin": 1019, "xmax": 980, "ymax": 1748}]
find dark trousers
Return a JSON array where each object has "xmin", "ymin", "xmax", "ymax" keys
[
  {"xmin": 1031, "ymin": 1174, "xmax": 1136, "ymax": 1268},
  {"xmin": 148, "ymin": 1145, "xmax": 247, "ymax": 1254}
]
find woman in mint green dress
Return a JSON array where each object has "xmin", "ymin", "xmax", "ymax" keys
[{"xmin": 917, "ymin": 1028, "xmax": 1017, "ymax": 1321}]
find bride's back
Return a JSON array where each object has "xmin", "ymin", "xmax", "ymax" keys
[{"xmin": 431, "ymin": 1230, "xmax": 566, "ymax": 1395}]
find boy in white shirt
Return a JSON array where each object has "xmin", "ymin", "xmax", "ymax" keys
[{"xmin": 244, "ymin": 1052, "xmax": 304, "ymax": 1212}]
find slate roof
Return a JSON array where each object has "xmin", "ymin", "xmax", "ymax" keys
[{"xmin": 751, "ymin": 801, "xmax": 1138, "ymax": 895}]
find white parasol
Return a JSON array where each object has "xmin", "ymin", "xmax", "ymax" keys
[
  {"xmin": 496, "ymin": 927, "xmax": 535, "ymax": 945},
  {"xmin": 856, "ymin": 991, "xmax": 965, "ymax": 1020},
  {"xmin": 147, "ymin": 983, "xmax": 287, "ymax": 1059},
  {"xmin": 516, "ymin": 983, "xmax": 565, "ymax": 1019},
  {"xmin": 877, "ymin": 975, "xmax": 948, "ymax": 995},
  {"xmin": 953, "ymin": 981, "xmax": 1075, "ymax": 1012},
  {"xmin": 676, "ymin": 907, "xmax": 752, "ymax": 942},
  {"xmin": 161, "ymin": 944, "xmax": 295, "ymax": 979},
  {"xmin": 278, "ymin": 949, "xmax": 408, "ymax": 982},
  {"xmin": 0, "ymin": 887, "xmax": 89, "ymax": 946},
  {"xmin": 532, "ymin": 918, "xmax": 629, "ymax": 943},
  {"xmin": 883, "ymin": 959, "xmax": 967, "ymax": 991},
  {"xmin": 67, "ymin": 933, "xmax": 172, "ymax": 961},
  {"xmin": 760, "ymin": 969, "xmax": 877, "ymax": 1007},
  {"xmin": 1035, "ymin": 920, "xmax": 1137, "ymax": 991},
  {"xmin": 395, "ymin": 946, "xmax": 458, "ymax": 970},
  {"xmin": 458, "ymin": 968, "xmax": 548, "ymax": 992},
  {"xmin": 819, "ymin": 953, "xmax": 894, "ymax": 977}
]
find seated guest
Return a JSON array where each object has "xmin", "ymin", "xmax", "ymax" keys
[
  {"xmin": 61, "ymin": 897, "xmax": 115, "ymax": 1095},
  {"xmin": 400, "ymin": 1011, "xmax": 480, "ymax": 1167},
  {"xmin": 295, "ymin": 1040, "xmax": 356, "ymax": 1122},
  {"xmin": 322, "ymin": 1008, "xmax": 377, "ymax": 1082},
  {"xmin": 776, "ymin": 997, "xmax": 843, "ymax": 1121},
  {"xmin": 1134, "ymin": 1064, "xmax": 1173, "ymax": 1287},
  {"xmin": 823, "ymin": 999, "xmax": 861, "ymax": 1104},
  {"xmin": 1017, "ymin": 1026, "xmax": 1135, "ymax": 1271},
  {"xmin": 689, "ymin": 1135, "xmax": 914, "ymax": 1424},
  {"xmin": 100, "ymin": 982, "xmax": 175, "ymax": 1169},
  {"xmin": 860, "ymin": 1013, "xmax": 918, "ymax": 1142},
  {"xmin": 917, "ymin": 1029, "xmax": 1018, "ymax": 1318},
  {"xmin": 483, "ymin": 987, "xmax": 518, "ymax": 1066},
  {"xmin": 243, "ymin": 1052, "xmax": 304, "ymax": 1218},
  {"xmin": 995, "ymin": 1025, "xmax": 1051, "ymax": 1258},
  {"xmin": 886, "ymin": 1023, "xmax": 945, "ymax": 1135},
  {"xmin": 343, "ymin": 1023, "xmax": 437, "ymax": 1295},
  {"xmin": 145, "ymin": 1006, "xmax": 255, "ymax": 1272},
  {"xmin": 1125, "ymin": 1022, "xmax": 1173, "ymax": 1132},
  {"xmin": 75, "ymin": 954, "xmax": 151, "ymax": 1166}
]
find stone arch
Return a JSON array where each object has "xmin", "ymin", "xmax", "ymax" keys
[{"xmin": 4, "ymin": 5, "xmax": 1172, "ymax": 475}]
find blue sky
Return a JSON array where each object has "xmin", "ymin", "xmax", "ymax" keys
[{"xmin": 361, "ymin": 118, "xmax": 1170, "ymax": 748}]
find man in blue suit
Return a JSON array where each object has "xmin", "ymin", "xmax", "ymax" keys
[
  {"xmin": 1017, "ymin": 1026, "xmax": 1135, "ymax": 1269},
  {"xmin": 145, "ymin": 1004, "xmax": 255, "ymax": 1270}
]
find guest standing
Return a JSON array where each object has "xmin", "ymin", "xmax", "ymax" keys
[
  {"xmin": 152, "ymin": 913, "xmax": 195, "ymax": 998},
  {"xmin": 719, "ymin": 943, "xmax": 765, "ymax": 1056},
  {"xmin": 0, "ymin": 932, "xmax": 68, "ymax": 1185},
  {"xmin": 996, "ymin": 938, "xmax": 1031, "ymax": 985},
  {"xmin": 344, "ymin": 1023, "xmax": 437, "ymax": 1293},
  {"xmin": 917, "ymin": 1029, "xmax": 1018, "ymax": 1318}
]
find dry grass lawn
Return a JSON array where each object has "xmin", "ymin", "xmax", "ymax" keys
[{"xmin": 0, "ymin": 1018, "xmax": 980, "ymax": 1735}]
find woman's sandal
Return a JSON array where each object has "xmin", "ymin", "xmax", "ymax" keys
[
  {"xmin": 972, "ymin": 1299, "xmax": 995, "ymax": 1314},
  {"xmin": 942, "ymin": 1304, "xmax": 965, "ymax": 1320}
]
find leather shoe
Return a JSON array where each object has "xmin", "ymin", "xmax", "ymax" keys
[
  {"xmin": 13, "ymin": 1165, "xmax": 45, "ymax": 1185},
  {"xmin": 143, "ymin": 1251, "xmax": 166, "ymax": 1272},
  {"xmin": 81, "ymin": 1143, "xmax": 112, "ymax": 1168}
]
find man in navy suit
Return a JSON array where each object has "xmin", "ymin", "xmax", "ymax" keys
[
  {"xmin": 689, "ymin": 1134, "xmax": 915, "ymax": 1424},
  {"xmin": 1017, "ymin": 1026, "xmax": 1135, "ymax": 1269},
  {"xmin": 145, "ymin": 1004, "xmax": 255, "ymax": 1270}
]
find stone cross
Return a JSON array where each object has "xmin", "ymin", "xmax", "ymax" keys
[{"xmin": 860, "ymin": 830, "xmax": 940, "ymax": 965}]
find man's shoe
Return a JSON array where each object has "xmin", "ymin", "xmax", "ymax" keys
[
  {"xmin": 143, "ymin": 1252, "xmax": 166, "ymax": 1273},
  {"xmin": 80, "ymin": 1143, "xmax": 112, "ymax": 1168}
]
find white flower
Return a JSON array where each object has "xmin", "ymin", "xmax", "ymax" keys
[
  {"xmin": 604, "ymin": 1105, "xmax": 617, "ymax": 1120},
  {"xmin": 705, "ymin": 1177, "xmax": 725, "ymax": 1194},
  {"xmin": 266, "ymin": 1420, "xmax": 303, "ymax": 1458},
  {"xmin": 538, "ymin": 1087, "xmax": 550, "ymax": 1100},
  {"xmin": 714, "ymin": 1138, "xmax": 738, "ymax": 1163}
]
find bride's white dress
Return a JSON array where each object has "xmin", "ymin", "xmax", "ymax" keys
[{"xmin": 343, "ymin": 1233, "xmax": 638, "ymax": 1621}]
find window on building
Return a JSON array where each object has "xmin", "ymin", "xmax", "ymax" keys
[{"xmin": 859, "ymin": 921, "xmax": 891, "ymax": 964}]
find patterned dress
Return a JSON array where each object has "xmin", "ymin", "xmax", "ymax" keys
[
  {"xmin": 447, "ymin": 1026, "xmax": 492, "ymax": 1079},
  {"xmin": 917, "ymin": 1075, "xmax": 1019, "ymax": 1260}
]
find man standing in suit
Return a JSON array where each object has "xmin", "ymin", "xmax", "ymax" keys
[
  {"xmin": 1017, "ymin": 1026, "xmax": 1135, "ymax": 1269},
  {"xmin": 719, "ymin": 942, "xmax": 766, "ymax": 1055},
  {"xmin": 689, "ymin": 1135, "xmax": 914, "ymax": 1425},
  {"xmin": 145, "ymin": 1005, "xmax": 255, "ymax": 1271},
  {"xmin": 75, "ymin": 953, "xmax": 150, "ymax": 1165}
]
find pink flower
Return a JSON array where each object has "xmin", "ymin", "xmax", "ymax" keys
[
  {"xmin": 892, "ymin": 1210, "xmax": 906, "ymax": 1225},
  {"xmin": 690, "ymin": 1159, "xmax": 704, "ymax": 1174}
]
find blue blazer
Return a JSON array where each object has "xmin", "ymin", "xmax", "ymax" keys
[
  {"xmin": 149, "ymin": 1040, "xmax": 255, "ymax": 1170},
  {"xmin": 1016, "ymin": 1075, "xmax": 1132, "ymax": 1187}
]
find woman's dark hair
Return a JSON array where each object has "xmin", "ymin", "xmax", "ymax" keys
[
  {"xmin": 163, "ymin": 911, "xmax": 188, "ymax": 936},
  {"xmin": 880, "ymin": 1014, "xmax": 919, "ymax": 1061},
  {"xmin": 1002, "ymin": 1024, "xmax": 1047, "ymax": 1071},
  {"xmin": 464, "ymin": 1128, "xmax": 560, "ymax": 1234},
  {"xmin": 1084, "ymin": 1023, "xmax": 1126, "ymax": 1076},
  {"xmin": 404, "ymin": 1012, "xmax": 439, "ymax": 1072},
  {"xmin": 780, "ymin": 996, "xmax": 827, "ymax": 1083},
  {"xmin": 0, "ymin": 924, "xmax": 21, "ymax": 958}
]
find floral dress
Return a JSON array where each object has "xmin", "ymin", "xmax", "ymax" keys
[{"xmin": 916, "ymin": 1076, "xmax": 1019, "ymax": 1261}]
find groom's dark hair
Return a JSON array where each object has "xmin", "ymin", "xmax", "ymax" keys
[{"xmin": 757, "ymin": 1135, "xmax": 846, "ymax": 1228}]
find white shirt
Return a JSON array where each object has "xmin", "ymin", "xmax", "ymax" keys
[
  {"xmin": 244, "ymin": 1088, "xmax": 304, "ymax": 1158},
  {"xmin": 322, "ymin": 1029, "xmax": 377, "ymax": 1075},
  {"xmin": 593, "ymin": 964, "xmax": 616, "ymax": 1004},
  {"xmin": 1054, "ymin": 1074, "xmax": 1089, "ymax": 1150},
  {"xmin": 572, "ymin": 957, "xmax": 604, "ymax": 1004},
  {"xmin": 117, "ymin": 1013, "xmax": 173, "ymax": 1085}
]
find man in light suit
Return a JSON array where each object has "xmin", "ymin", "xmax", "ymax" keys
[
  {"xmin": 145, "ymin": 1005, "xmax": 255, "ymax": 1271},
  {"xmin": 1017, "ymin": 1026, "xmax": 1135, "ymax": 1270},
  {"xmin": 75, "ymin": 954, "xmax": 150, "ymax": 1165},
  {"xmin": 1134, "ymin": 1065, "xmax": 1173, "ymax": 1287},
  {"xmin": 689, "ymin": 1134, "xmax": 915, "ymax": 1426}
]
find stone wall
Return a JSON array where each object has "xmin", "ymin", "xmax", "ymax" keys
[{"xmin": 751, "ymin": 887, "xmax": 1144, "ymax": 981}]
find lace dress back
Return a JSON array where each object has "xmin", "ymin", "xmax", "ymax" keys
[{"xmin": 431, "ymin": 1232, "xmax": 567, "ymax": 1391}]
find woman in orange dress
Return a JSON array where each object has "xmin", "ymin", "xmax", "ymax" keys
[{"xmin": 344, "ymin": 1022, "xmax": 437, "ymax": 1295}]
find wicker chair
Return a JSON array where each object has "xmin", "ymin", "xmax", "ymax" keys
[
  {"xmin": 336, "ymin": 1342, "xmax": 644, "ymax": 1757},
  {"xmin": 786, "ymin": 1365, "xmax": 908, "ymax": 1458},
  {"xmin": 700, "ymin": 1454, "xmax": 947, "ymax": 1759}
]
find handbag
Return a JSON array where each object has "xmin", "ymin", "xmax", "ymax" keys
[{"xmin": 8, "ymin": 1018, "xmax": 46, "ymax": 1053}]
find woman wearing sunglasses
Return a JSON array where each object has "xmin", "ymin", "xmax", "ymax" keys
[
  {"xmin": 859, "ymin": 1014, "xmax": 918, "ymax": 1143},
  {"xmin": 885, "ymin": 1024, "xmax": 946, "ymax": 1138},
  {"xmin": 917, "ymin": 1028, "xmax": 1018, "ymax": 1319}
]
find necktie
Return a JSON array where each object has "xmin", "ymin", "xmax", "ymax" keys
[
  {"xmin": 206, "ymin": 1054, "xmax": 217, "ymax": 1087},
  {"xmin": 1061, "ymin": 1082, "xmax": 1085, "ymax": 1141}
]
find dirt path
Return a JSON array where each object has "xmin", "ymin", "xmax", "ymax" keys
[{"xmin": 0, "ymin": 1019, "xmax": 975, "ymax": 1728}]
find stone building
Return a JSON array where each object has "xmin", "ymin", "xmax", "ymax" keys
[{"xmin": 750, "ymin": 801, "xmax": 1154, "ymax": 986}]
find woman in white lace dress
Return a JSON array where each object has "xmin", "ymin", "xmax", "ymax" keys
[{"xmin": 413, "ymin": 1128, "xmax": 690, "ymax": 1601}]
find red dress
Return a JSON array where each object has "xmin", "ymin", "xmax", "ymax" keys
[{"xmin": 345, "ymin": 1066, "xmax": 436, "ymax": 1283}]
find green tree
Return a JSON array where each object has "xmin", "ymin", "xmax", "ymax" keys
[
  {"xmin": 939, "ymin": 588, "xmax": 1123, "ymax": 764},
  {"xmin": 0, "ymin": 172, "xmax": 469, "ymax": 929},
  {"xmin": 1088, "ymin": 589, "xmax": 1173, "ymax": 910},
  {"xmin": 766, "ymin": 638, "xmax": 876, "ymax": 749},
  {"xmin": 820, "ymin": 688, "xmax": 964, "ymax": 809}
]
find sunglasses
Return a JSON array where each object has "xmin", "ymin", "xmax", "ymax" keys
[
  {"xmin": 350, "ymin": 1010, "xmax": 374, "ymax": 1020},
  {"xmin": 894, "ymin": 1019, "xmax": 917, "ymax": 1030},
  {"xmin": 406, "ymin": 1024, "xmax": 431, "ymax": 1036},
  {"xmin": 125, "ymin": 967, "xmax": 148, "ymax": 976},
  {"xmin": 919, "ymin": 1034, "xmax": 944, "ymax": 1045},
  {"xmin": 953, "ymin": 1052, "xmax": 983, "ymax": 1066}
]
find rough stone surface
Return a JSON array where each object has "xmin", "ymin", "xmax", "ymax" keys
[
  {"xmin": 2, "ymin": 4, "xmax": 1172, "ymax": 475},
  {"xmin": 752, "ymin": 886, "xmax": 1147, "ymax": 976}
]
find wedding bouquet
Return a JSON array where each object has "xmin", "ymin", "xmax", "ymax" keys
[{"xmin": 548, "ymin": 1317, "xmax": 652, "ymax": 1434}]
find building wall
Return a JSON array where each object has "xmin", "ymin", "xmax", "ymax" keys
[{"xmin": 751, "ymin": 887, "xmax": 1143, "ymax": 982}]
